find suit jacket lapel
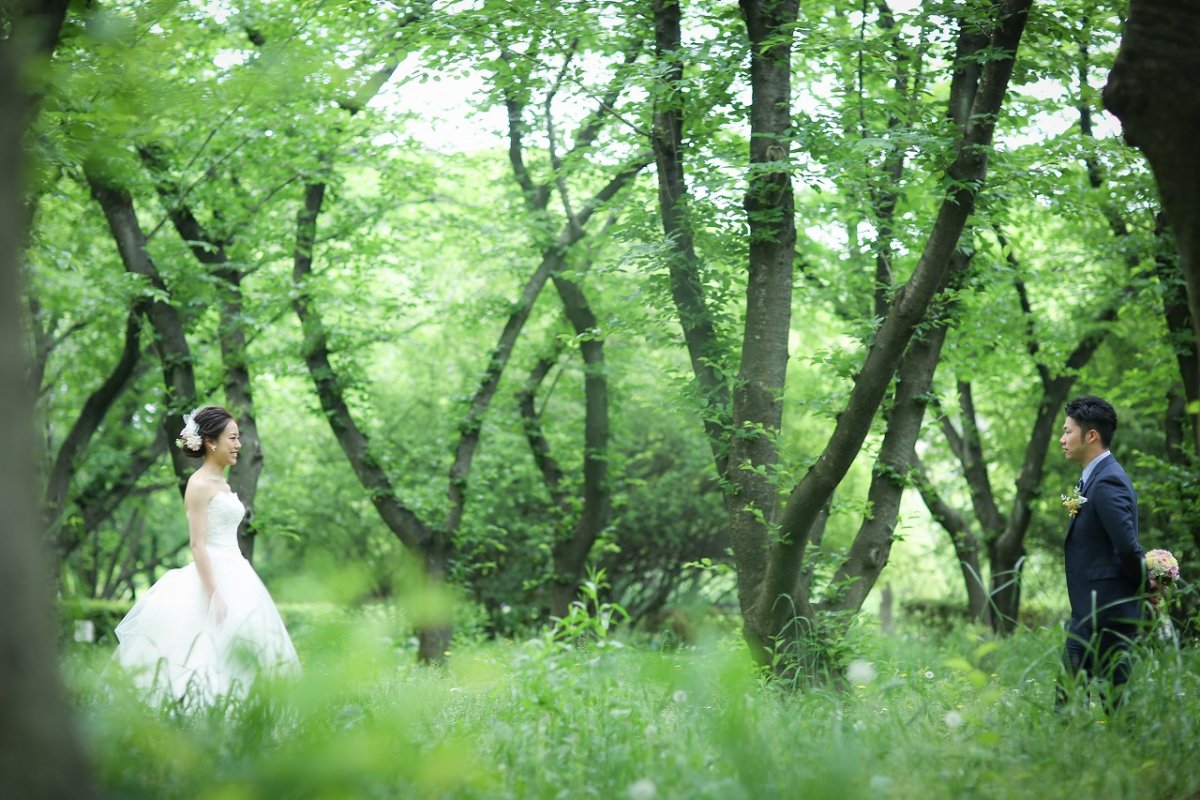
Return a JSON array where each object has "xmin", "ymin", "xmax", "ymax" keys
[{"xmin": 1069, "ymin": 456, "xmax": 1111, "ymax": 537}]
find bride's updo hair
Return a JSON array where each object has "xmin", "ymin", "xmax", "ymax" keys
[{"xmin": 181, "ymin": 406, "xmax": 235, "ymax": 459}]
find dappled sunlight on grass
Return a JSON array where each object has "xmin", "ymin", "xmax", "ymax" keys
[{"xmin": 66, "ymin": 613, "xmax": 1200, "ymax": 799}]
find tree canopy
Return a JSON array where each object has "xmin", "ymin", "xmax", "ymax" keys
[{"xmin": 17, "ymin": 0, "xmax": 1199, "ymax": 672}]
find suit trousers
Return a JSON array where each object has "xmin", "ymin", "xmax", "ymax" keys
[{"xmin": 1056, "ymin": 617, "xmax": 1138, "ymax": 708}]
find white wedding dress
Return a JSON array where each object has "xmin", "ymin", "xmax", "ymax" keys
[{"xmin": 111, "ymin": 491, "xmax": 300, "ymax": 704}]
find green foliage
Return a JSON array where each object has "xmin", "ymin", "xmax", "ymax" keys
[
  {"xmin": 68, "ymin": 620, "xmax": 1200, "ymax": 799},
  {"xmin": 548, "ymin": 568, "xmax": 629, "ymax": 646},
  {"xmin": 27, "ymin": 0, "xmax": 1193, "ymax": 659}
]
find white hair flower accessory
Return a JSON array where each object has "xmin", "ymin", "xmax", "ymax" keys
[{"xmin": 174, "ymin": 409, "xmax": 203, "ymax": 451}]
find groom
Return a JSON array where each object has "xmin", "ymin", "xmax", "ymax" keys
[{"xmin": 1057, "ymin": 395, "xmax": 1146, "ymax": 707}]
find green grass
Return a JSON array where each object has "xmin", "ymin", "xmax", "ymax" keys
[{"xmin": 66, "ymin": 614, "xmax": 1200, "ymax": 800}]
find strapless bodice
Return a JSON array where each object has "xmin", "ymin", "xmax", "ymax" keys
[{"xmin": 206, "ymin": 492, "xmax": 245, "ymax": 556}]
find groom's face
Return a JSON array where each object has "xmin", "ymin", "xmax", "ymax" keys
[{"xmin": 1060, "ymin": 416, "xmax": 1091, "ymax": 464}]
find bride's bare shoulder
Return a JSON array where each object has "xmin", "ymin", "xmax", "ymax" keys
[{"xmin": 184, "ymin": 473, "xmax": 223, "ymax": 507}]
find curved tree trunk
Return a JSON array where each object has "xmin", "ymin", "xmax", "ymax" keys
[
  {"xmin": 816, "ymin": 2, "xmax": 944, "ymax": 622},
  {"xmin": 1154, "ymin": 216, "xmax": 1200, "ymax": 461},
  {"xmin": 981, "ymin": 234, "xmax": 1131, "ymax": 632},
  {"xmin": 928, "ymin": 51, "xmax": 1145, "ymax": 631},
  {"xmin": 44, "ymin": 304, "xmax": 145, "ymax": 559},
  {"xmin": 291, "ymin": 179, "xmax": 447, "ymax": 663},
  {"xmin": 86, "ymin": 176, "xmax": 197, "ymax": 495},
  {"xmin": 498, "ymin": 49, "xmax": 646, "ymax": 615},
  {"xmin": 760, "ymin": 0, "xmax": 1032, "ymax": 658},
  {"xmin": 823, "ymin": 254, "xmax": 966, "ymax": 617}
]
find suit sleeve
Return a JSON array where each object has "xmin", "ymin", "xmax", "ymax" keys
[{"xmin": 1090, "ymin": 473, "xmax": 1144, "ymax": 588}]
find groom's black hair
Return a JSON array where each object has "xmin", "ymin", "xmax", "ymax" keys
[{"xmin": 1065, "ymin": 395, "xmax": 1117, "ymax": 448}]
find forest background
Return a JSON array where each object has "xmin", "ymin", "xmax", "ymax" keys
[{"xmin": 3, "ymin": 0, "xmax": 1200, "ymax": 797}]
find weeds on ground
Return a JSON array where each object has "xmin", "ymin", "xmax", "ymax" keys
[{"xmin": 68, "ymin": 609, "xmax": 1200, "ymax": 799}]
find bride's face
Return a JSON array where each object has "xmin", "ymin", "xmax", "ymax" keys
[{"xmin": 207, "ymin": 419, "xmax": 242, "ymax": 467}]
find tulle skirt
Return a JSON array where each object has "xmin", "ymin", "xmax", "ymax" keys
[{"xmin": 111, "ymin": 550, "xmax": 300, "ymax": 704}]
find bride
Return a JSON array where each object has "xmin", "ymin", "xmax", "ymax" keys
[{"xmin": 110, "ymin": 406, "xmax": 299, "ymax": 704}]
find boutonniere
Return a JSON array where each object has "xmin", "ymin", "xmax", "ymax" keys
[{"xmin": 1061, "ymin": 486, "xmax": 1088, "ymax": 518}]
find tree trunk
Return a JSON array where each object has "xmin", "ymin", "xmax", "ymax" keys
[
  {"xmin": 1154, "ymin": 216, "xmax": 1200, "ymax": 461},
  {"xmin": 977, "ymin": 97, "xmax": 1137, "ymax": 628},
  {"xmin": 760, "ymin": 0, "xmax": 1032, "ymax": 656},
  {"xmin": 651, "ymin": 0, "xmax": 731, "ymax": 477},
  {"xmin": 86, "ymin": 175, "xmax": 197, "ymax": 494},
  {"xmin": 823, "ymin": 254, "xmax": 966, "ymax": 616},
  {"xmin": 947, "ymin": 380, "xmax": 1007, "ymax": 537},
  {"xmin": 731, "ymin": 0, "xmax": 801, "ymax": 658},
  {"xmin": 914, "ymin": 460, "xmax": 988, "ymax": 621},
  {"xmin": 446, "ymin": 161, "xmax": 646, "ymax": 540},
  {"xmin": 139, "ymin": 144, "xmax": 267, "ymax": 560},
  {"xmin": 291, "ymin": 179, "xmax": 450, "ymax": 662},
  {"xmin": 1105, "ymin": 0, "xmax": 1200, "ymax": 442},
  {"xmin": 547, "ymin": 274, "xmax": 611, "ymax": 618},
  {"xmin": 867, "ymin": 0, "xmax": 914, "ymax": 320},
  {"xmin": 517, "ymin": 341, "xmax": 570, "ymax": 510},
  {"xmin": 217, "ymin": 268, "xmax": 266, "ymax": 560},
  {"xmin": 1082, "ymin": 33, "xmax": 1198, "ymax": 457},
  {"xmin": 647, "ymin": 0, "xmax": 1031, "ymax": 670},
  {"xmin": 44, "ymin": 305, "xmax": 144, "ymax": 552},
  {"xmin": 0, "ymin": 2, "xmax": 95, "ymax": 796},
  {"xmin": 815, "ymin": 2, "xmax": 942, "ymax": 620},
  {"xmin": 292, "ymin": 23, "xmax": 645, "ymax": 657},
  {"xmin": 286, "ymin": 27, "xmax": 458, "ymax": 660},
  {"xmin": 929, "ymin": 55, "xmax": 1147, "ymax": 630},
  {"xmin": 985, "ymin": 294, "xmax": 1124, "ymax": 632},
  {"xmin": 498, "ymin": 55, "xmax": 647, "ymax": 614}
]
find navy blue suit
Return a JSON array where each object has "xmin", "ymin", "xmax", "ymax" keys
[{"xmin": 1061, "ymin": 454, "xmax": 1145, "ymax": 696}]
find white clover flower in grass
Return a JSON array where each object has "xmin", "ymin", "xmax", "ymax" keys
[
  {"xmin": 847, "ymin": 660, "xmax": 876, "ymax": 685},
  {"xmin": 924, "ymin": 670, "xmax": 935, "ymax": 680},
  {"xmin": 943, "ymin": 710, "xmax": 964, "ymax": 729},
  {"xmin": 628, "ymin": 778, "xmax": 657, "ymax": 800}
]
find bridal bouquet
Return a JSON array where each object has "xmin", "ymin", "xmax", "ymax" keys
[
  {"xmin": 1145, "ymin": 549, "xmax": 1180, "ymax": 641},
  {"xmin": 1145, "ymin": 549, "xmax": 1180, "ymax": 587}
]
